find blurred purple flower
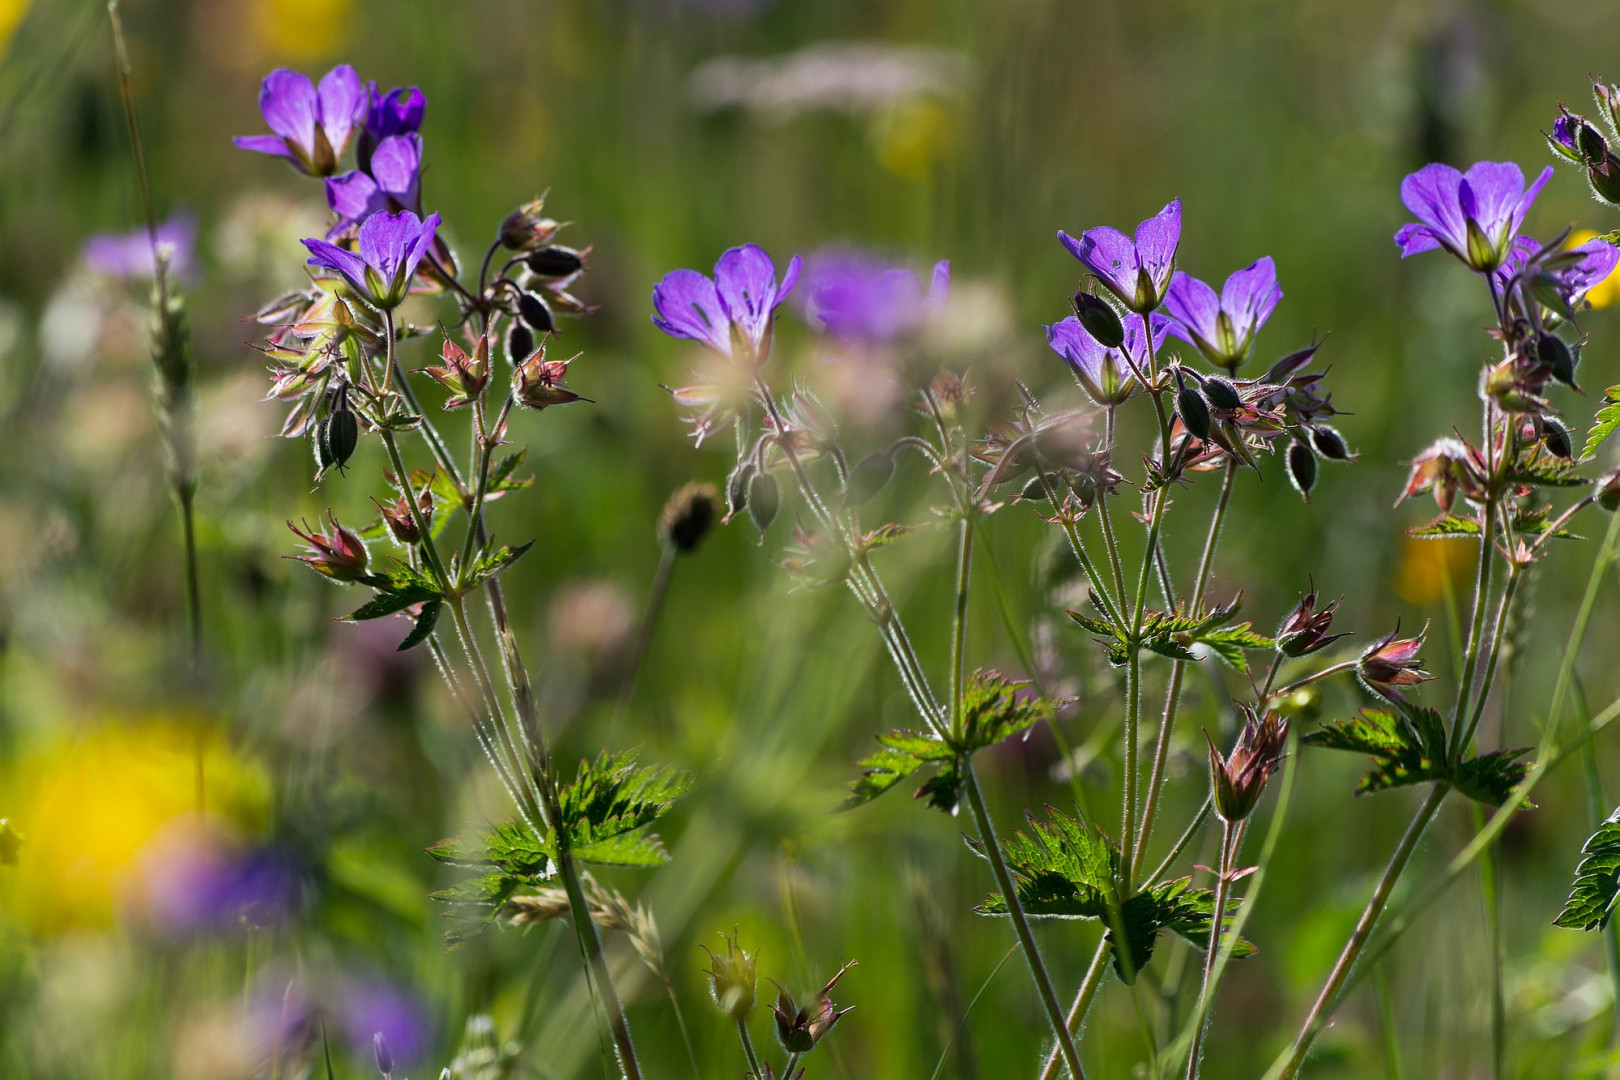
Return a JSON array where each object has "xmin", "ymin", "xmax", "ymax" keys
[
  {"xmin": 652, "ymin": 243, "xmax": 801, "ymax": 362},
  {"xmin": 799, "ymin": 250, "xmax": 949, "ymax": 343},
  {"xmin": 340, "ymin": 978, "xmax": 430, "ymax": 1066},
  {"xmin": 234, "ymin": 65, "xmax": 366, "ymax": 177},
  {"xmin": 142, "ymin": 824, "xmax": 299, "ymax": 933},
  {"xmin": 1393, "ymin": 161, "xmax": 1553, "ymax": 272},
  {"xmin": 1058, "ymin": 199, "xmax": 1181, "ymax": 314},
  {"xmin": 1493, "ymin": 235, "xmax": 1620, "ymax": 309},
  {"xmin": 360, "ymin": 84, "xmax": 427, "ymax": 171},
  {"xmin": 1046, "ymin": 311, "xmax": 1170, "ymax": 406},
  {"xmin": 1162, "ymin": 257, "xmax": 1282, "ymax": 371},
  {"xmin": 304, "ymin": 210, "xmax": 440, "ymax": 309},
  {"xmin": 325, "ymin": 134, "xmax": 423, "ymax": 234},
  {"xmin": 82, "ymin": 213, "xmax": 197, "ymax": 281}
]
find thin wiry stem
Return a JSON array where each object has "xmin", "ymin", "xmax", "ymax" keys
[{"xmin": 1183, "ymin": 818, "xmax": 1242, "ymax": 1080}]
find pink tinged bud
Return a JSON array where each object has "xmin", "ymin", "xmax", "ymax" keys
[
  {"xmin": 1357, "ymin": 624, "xmax": 1434, "ymax": 704},
  {"xmin": 1205, "ymin": 707, "xmax": 1289, "ymax": 823},
  {"xmin": 1396, "ymin": 437, "xmax": 1485, "ymax": 512},
  {"xmin": 1275, "ymin": 582, "xmax": 1346, "ymax": 658},
  {"xmin": 287, "ymin": 512, "xmax": 370, "ymax": 582},
  {"xmin": 512, "ymin": 347, "xmax": 589, "ymax": 411}
]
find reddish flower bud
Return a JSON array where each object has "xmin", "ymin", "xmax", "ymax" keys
[
  {"xmin": 512, "ymin": 345, "xmax": 588, "ymax": 411},
  {"xmin": 1275, "ymin": 580, "xmax": 1347, "ymax": 657},
  {"xmin": 419, "ymin": 333, "xmax": 491, "ymax": 409},
  {"xmin": 1396, "ymin": 437, "xmax": 1486, "ymax": 512},
  {"xmin": 499, "ymin": 198, "xmax": 563, "ymax": 252},
  {"xmin": 1357, "ymin": 623, "xmax": 1433, "ymax": 705},
  {"xmin": 770, "ymin": 960, "xmax": 857, "ymax": 1054},
  {"xmin": 1206, "ymin": 705, "xmax": 1289, "ymax": 823},
  {"xmin": 287, "ymin": 512, "xmax": 370, "ymax": 582}
]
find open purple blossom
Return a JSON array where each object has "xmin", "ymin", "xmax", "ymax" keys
[
  {"xmin": 359, "ymin": 83, "xmax": 427, "ymax": 171},
  {"xmin": 1058, "ymin": 198, "xmax": 1181, "ymax": 314},
  {"xmin": 304, "ymin": 210, "xmax": 440, "ymax": 310},
  {"xmin": 1394, "ymin": 161, "xmax": 1554, "ymax": 272},
  {"xmin": 652, "ymin": 243, "xmax": 802, "ymax": 363},
  {"xmin": 1162, "ymin": 257, "xmax": 1282, "ymax": 371},
  {"xmin": 82, "ymin": 212, "xmax": 197, "ymax": 281},
  {"xmin": 1045, "ymin": 311, "xmax": 1170, "ymax": 406},
  {"xmin": 139, "ymin": 822, "xmax": 300, "ymax": 933},
  {"xmin": 325, "ymin": 135, "xmax": 423, "ymax": 234},
  {"xmin": 799, "ymin": 250, "xmax": 949, "ymax": 343},
  {"xmin": 339, "ymin": 978, "xmax": 430, "ymax": 1067},
  {"xmin": 233, "ymin": 65, "xmax": 365, "ymax": 177}
]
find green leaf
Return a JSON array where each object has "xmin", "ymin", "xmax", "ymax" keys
[
  {"xmin": 971, "ymin": 807, "xmax": 1120, "ymax": 920},
  {"xmin": 1508, "ymin": 457, "xmax": 1588, "ymax": 488},
  {"xmin": 1196, "ymin": 625, "xmax": 1275, "ymax": 674},
  {"xmin": 1408, "ymin": 514, "xmax": 1482, "ymax": 539},
  {"xmin": 1583, "ymin": 386, "xmax": 1620, "ymax": 462},
  {"xmin": 1107, "ymin": 877, "xmax": 1255, "ymax": 983},
  {"xmin": 488, "ymin": 447, "xmax": 534, "ymax": 493},
  {"xmin": 343, "ymin": 581, "xmax": 440, "ymax": 621},
  {"xmin": 1067, "ymin": 605, "xmax": 1131, "ymax": 666},
  {"xmin": 862, "ymin": 522, "xmax": 927, "ymax": 552},
  {"xmin": 429, "ymin": 871, "xmax": 522, "ymax": 947},
  {"xmin": 845, "ymin": 745, "xmax": 931, "ymax": 807},
  {"xmin": 464, "ymin": 539, "xmax": 536, "ymax": 589},
  {"xmin": 1557, "ymin": 806, "xmax": 1620, "ymax": 930},
  {"xmin": 1452, "ymin": 747, "xmax": 1534, "ymax": 808},
  {"xmin": 959, "ymin": 669, "xmax": 1059, "ymax": 753},
  {"xmin": 556, "ymin": 750, "xmax": 697, "ymax": 859},
  {"xmin": 1302, "ymin": 707, "xmax": 1449, "ymax": 796},
  {"xmin": 846, "ymin": 730, "xmax": 956, "ymax": 812},
  {"xmin": 573, "ymin": 831, "xmax": 673, "ymax": 868},
  {"xmin": 397, "ymin": 599, "xmax": 441, "ymax": 651}
]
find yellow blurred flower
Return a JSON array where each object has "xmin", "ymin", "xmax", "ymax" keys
[
  {"xmin": 253, "ymin": 0, "xmax": 351, "ymax": 61},
  {"xmin": 872, "ymin": 99, "xmax": 957, "ymax": 182},
  {"xmin": 1569, "ymin": 230, "xmax": 1620, "ymax": 310},
  {"xmin": 0, "ymin": 0, "xmax": 29, "ymax": 59},
  {"xmin": 1394, "ymin": 534, "xmax": 1476, "ymax": 607},
  {"xmin": 0, "ymin": 719, "xmax": 268, "ymax": 934}
]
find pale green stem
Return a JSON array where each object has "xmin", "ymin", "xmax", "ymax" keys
[{"xmin": 1184, "ymin": 818, "xmax": 1242, "ymax": 1080}]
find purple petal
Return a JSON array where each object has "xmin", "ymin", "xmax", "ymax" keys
[
  {"xmin": 1458, "ymin": 161, "xmax": 1528, "ymax": 246},
  {"xmin": 401, "ymin": 211, "xmax": 440, "ymax": 283},
  {"xmin": 1133, "ymin": 198, "xmax": 1182, "ymax": 293},
  {"xmin": 357, "ymin": 210, "xmax": 417, "ymax": 284},
  {"xmin": 1551, "ymin": 114, "xmax": 1580, "ymax": 154},
  {"xmin": 1163, "ymin": 271, "xmax": 1220, "ymax": 346},
  {"xmin": 1394, "ymin": 222, "xmax": 1443, "ymax": 259},
  {"xmin": 714, "ymin": 244, "xmax": 783, "ymax": 347},
  {"xmin": 369, "ymin": 84, "xmax": 428, "ymax": 139},
  {"xmin": 259, "ymin": 69, "xmax": 318, "ymax": 150},
  {"xmin": 1046, "ymin": 316, "xmax": 1103, "ymax": 382},
  {"xmin": 232, "ymin": 134, "xmax": 295, "ymax": 160},
  {"xmin": 652, "ymin": 269, "xmax": 730, "ymax": 352},
  {"xmin": 1060, "ymin": 226, "xmax": 1137, "ymax": 300},
  {"xmin": 1568, "ymin": 239, "xmax": 1620, "ymax": 294},
  {"xmin": 928, "ymin": 260, "xmax": 951, "ymax": 308},
  {"xmin": 303, "ymin": 236, "xmax": 370, "ymax": 286},
  {"xmin": 368, "ymin": 135, "xmax": 422, "ymax": 203},
  {"xmin": 326, "ymin": 171, "xmax": 382, "ymax": 225},
  {"xmin": 1220, "ymin": 256, "xmax": 1282, "ymax": 336},
  {"xmin": 1400, "ymin": 163, "xmax": 1467, "ymax": 255},
  {"xmin": 1126, "ymin": 311, "xmax": 1171, "ymax": 363},
  {"xmin": 1511, "ymin": 166, "xmax": 1555, "ymax": 237},
  {"xmin": 316, "ymin": 65, "xmax": 365, "ymax": 154}
]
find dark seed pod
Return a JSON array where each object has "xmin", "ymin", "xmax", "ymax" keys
[
  {"xmin": 1019, "ymin": 475, "xmax": 1051, "ymax": 503},
  {"xmin": 313, "ymin": 418, "xmax": 337, "ymax": 473},
  {"xmin": 843, "ymin": 451, "xmax": 896, "ymax": 508},
  {"xmin": 1310, "ymin": 424, "xmax": 1351, "ymax": 461},
  {"xmin": 1543, "ymin": 416, "xmax": 1574, "ymax": 459},
  {"xmin": 507, "ymin": 321, "xmax": 535, "ymax": 365},
  {"xmin": 1201, "ymin": 375, "xmax": 1243, "ymax": 411},
  {"xmin": 525, "ymin": 246, "xmax": 586, "ymax": 278},
  {"xmin": 1071, "ymin": 291, "xmax": 1125, "ymax": 349},
  {"xmin": 1176, "ymin": 378, "xmax": 1212, "ymax": 442},
  {"xmin": 1537, "ymin": 333, "xmax": 1578, "ymax": 388},
  {"xmin": 1266, "ymin": 344, "xmax": 1320, "ymax": 385},
  {"xmin": 323, "ymin": 408, "xmax": 359, "ymax": 474},
  {"xmin": 1286, "ymin": 440, "xmax": 1318, "ymax": 500},
  {"xmin": 726, "ymin": 461, "xmax": 754, "ymax": 519},
  {"xmin": 658, "ymin": 482, "xmax": 721, "ymax": 553},
  {"xmin": 518, "ymin": 292, "xmax": 556, "ymax": 334},
  {"xmin": 746, "ymin": 471, "xmax": 780, "ymax": 535}
]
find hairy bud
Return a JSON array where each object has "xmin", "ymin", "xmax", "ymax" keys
[
  {"xmin": 525, "ymin": 246, "xmax": 587, "ymax": 279},
  {"xmin": 702, "ymin": 930, "xmax": 758, "ymax": 1022},
  {"xmin": 658, "ymin": 482, "xmax": 721, "ymax": 553},
  {"xmin": 1285, "ymin": 440, "xmax": 1317, "ymax": 501},
  {"xmin": 843, "ymin": 451, "xmax": 896, "ymax": 508},
  {"xmin": 747, "ymin": 471, "xmax": 780, "ymax": 535},
  {"xmin": 1206, "ymin": 706, "xmax": 1289, "ymax": 823},
  {"xmin": 1175, "ymin": 370, "xmax": 1211, "ymax": 442},
  {"xmin": 1071, "ymin": 291, "xmax": 1125, "ymax": 349},
  {"xmin": 518, "ymin": 291, "xmax": 556, "ymax": 334},
  {"xmin": 499, "ymin": 198, "xmax": 563, "ymax": 252}
]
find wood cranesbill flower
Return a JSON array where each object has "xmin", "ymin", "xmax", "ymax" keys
[
  {"xmin": 1162, "ymin": 257, "xmax": 1282, "ymax": 371},
  {"xmin": 651, "ymin": 243, "xmax": 802, "ymax": 365},
  {"xmin": 82, "ymin": 212, "xmax": 197, "ymax": 281},
  {"xmin": 799, "ymin": 250, "xmax": 949, "ymax": 343},
  {"xmin": 303, "ymin": 210, "xmax": 440, "ymax": 310},
  {"xmin": 1493, "ymin": 234, "xmax": 1620, "ymax": 316},
  {"xmin": 358, "ymin": 83, "xmax": 426, "ymax": 171},
  {"xmin": 325, "ymin": 135, "xmax": 423, "ymax": 234},
  {"xmin": 1045, "ymin": 311, "xmax": 1170, "ymax": 406},
  {"xmin": 233, "ymin": 65, "xmax": 366, "ymax": 177},
  {"xmin": 1393, "ymin": 161, "xmax": 1554, "ymax": 273},
  {"xmin": 1058, "ymin": 198, "xmax": 1181, "ymax": 314}
]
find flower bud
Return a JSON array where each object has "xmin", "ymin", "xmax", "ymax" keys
[
  {"xmin": 1175, "ymin": 371, "xmax": 1211, "ymax": 442},
  {"xmin": 1542, "ymin": 416, "xmax": 1574, "ymax": 460},
  {"xmin": 702, "ymin": 931, "xmax": 758, "ymax": 1022},
  {"xmin": 1071, "ymin": 291, "xmax": 1125, "ymax": 349},
  {"xmin": 525, "ymin": 246, "xmax": 587, "ymax": 279},
  {"xmin": 518, "ymin": 291, "xmax": 556, "ymax": 334},
  {"xmin": 1285, "ymin": 440, "xmax": 1317, "ymax": 501},
  {"xmin": 373, "ymin": 1032, "xmax": 393, "ymax": 1079},
  {"xmin": 1357, "ymin": 623, "xmax": 1433, "ymax": 705},
  {"xmin": 1309, "ymin": 424, "xmax": 1352, "ymax": 461},
  {"xmin": 1537, "ymin": 333, "xmax": 1578, "ymax": 388},
  {"xmin": 1599, "ymin": 467, "xmax": 1620, "ymax": 512},
  {"xmin": 1200, "ymin": 374, "xmax": 1243, "ymax": 411},
  {"xmin": 1265, "ymin": 343, "xmax": 1322, "ymax": 385},
  {"xmin": 658, "ymin": 482, "xmax": 720, "ymax": 553},
  {"xmin": 507, "ymin": 322, "xmax": 535, "ymax": 366},
  {"xmin": 287, "ymin": 512, "xmax": 370, "ymax": 582},
  {"xmin": 769, "ymin": 961, "xmax": 856, "ymax": 1056},
  {"xmin": 1588, "ymin": 155, "xmax": 1620, "ymax": 205},
  {"xmin": 1275, "ymin": 581, "xmax": 1346, "ymax": 658},
  {"xmin": 512, "ymin": 346, "xmax": 587, "ymax": 411},
  {"xmin": 499, "ymin": 199, "xmax": 563, "ymax": 252},
  {"xmin": 314, "ymin": 385, "xmax": 359, "ymax": 477},
  {"xmin": 747, "ymin": 471, "xmax": 780, "ymax": 535},
  {"xmin": 843, "ymin": 451, "xmax": 895, "ymax": 508},
  {"xmin": 373, "ymin": 487, "xmax": 434, "ymax": 546},
  {"xmin": 1206, "ymin": 706, "xmax": 1289, "ymax": 823}
]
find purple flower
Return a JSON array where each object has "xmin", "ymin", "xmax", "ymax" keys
[
  {"xmin": 325, "ymin": 134, "xmax": 423, "ymax": 233},
  {"xmin": 139, "ymin": 823, "xmax": 300, "ymax": 933},
  {"xmin": 1045, "ymin": 311, "xmax": 1170, "ymax": 406},
  {"xmin": 359, "ymin": 83, "xmax": 427, "ymax": 171},
  {"xmin": 1058, "ymin": 199, "xmax": 1182, "ymax": 314},
  {"xmin": 82, "ymin": 212, "xmax": 197, "ymax": 281},
  {"xmin": 234, "ymin": 65, "xmax": 366, "ymax": 177},
  {"xmin": 1393, "ymin": 161, "xmax": 1554, "ymax": 272},
  {"xmin": 651, "ymin": 243, "xmax": 802, "ymax": 363},
  {"xmin": 800, "ymin": 249, "xmax": 949, "ymax": 343},
  {"xmin": 1162, "ymin": 257, "xmax": 1282, "ymax": 371},
  {"xmin": 303, "ymin": 210, "xmax": 440, "ymax": 309},
  {"xmin": 1493, "ymin": 234, "xmax": 1620, "ymax": 312},
  {"xmin": 339, "ymin": 979, "xmax": 430, "ymax": 1066}
]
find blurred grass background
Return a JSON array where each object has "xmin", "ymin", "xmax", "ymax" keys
[{"xmin": 3, "ymin": 0, "xmax": 1620, "ymax": 1077}]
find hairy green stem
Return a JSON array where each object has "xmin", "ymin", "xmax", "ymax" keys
[{"xmin": 1184, "ymin": 818, "xmax": 1242, "ymax": 1080}]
